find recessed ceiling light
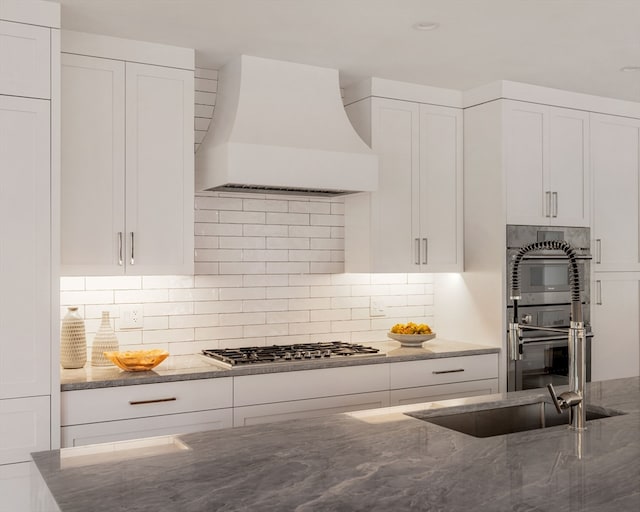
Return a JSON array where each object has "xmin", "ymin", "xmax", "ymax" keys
[
  {"xmin": 413, "ymin": 22, "xmax": 440, "ymax": 31},
  {"xmin": 620, "ymin": 66, "xmax": 640, "ymax": 72}
]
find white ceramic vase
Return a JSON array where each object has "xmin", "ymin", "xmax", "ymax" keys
[
  {"xmin": 91, "ymin": 311, "xmax": 119, "ymax": 367},
  {"xmin": 60, "ymin": 306, "xmax": 87, "ymax": 369}
]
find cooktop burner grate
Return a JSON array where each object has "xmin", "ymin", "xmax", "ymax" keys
[{"xmin": 202, "ymin": 341, "xmax": 381, "ymax": 367}]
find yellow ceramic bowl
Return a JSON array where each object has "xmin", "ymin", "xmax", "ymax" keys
[{"xmin": 104, "ymin": 349, "xmax": 169, "ymax": 372}]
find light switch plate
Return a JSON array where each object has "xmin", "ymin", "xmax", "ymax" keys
[{"xmin": 120, "ymin": 305, "xmax": 144, "ymax": 329}]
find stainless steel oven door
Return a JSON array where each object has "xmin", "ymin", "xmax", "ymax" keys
[{"xmin": 507, "ymin": 334, "xmax": 593, "ymax": 391}]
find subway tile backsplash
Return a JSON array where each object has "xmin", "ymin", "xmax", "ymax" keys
[{"xmin": 60, "ymin": 192, "xmax": 435, "ymax": 355}]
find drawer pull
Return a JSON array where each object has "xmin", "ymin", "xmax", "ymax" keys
[
  {"xmin": 129, "ymin": 397, "xmax": 177, "ymax": 406},
  {"xmin": 432, "ymin": 369, "xmax": 465, "ymax": 375}
]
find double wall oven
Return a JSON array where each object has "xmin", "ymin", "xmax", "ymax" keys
[{"xmin": 507, "ymin": 225, "xmax": 593, "ymax": 391}]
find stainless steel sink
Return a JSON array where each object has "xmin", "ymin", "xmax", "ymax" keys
[{"xmin": 406, "ymin": 401, "xmax": 625, "ymax": 438}]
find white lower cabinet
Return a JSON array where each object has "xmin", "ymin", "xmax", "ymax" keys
[
  {"xmin": 234, "ymin": 392, "xmax": 390, "ymax": 427},
  {"xmin": 591, "ymin": 273, "xmax": 640, "ymax": 381},
  {"xmin": 61, "ymin": 409, "xmax": 233, "ymax": 447},
  {"xmin": 233, "ymin": 354, "xmax": 499, "ymax": 426},
  {"xmin": 60, "ymin": 354, "xmax": 500, "ymax": 444},
  {"xmin": 0, "ymin": 396, "xmax": 50, "ymax": 465},
  {"xmin": 60, "ymin": 378, "xmax": 232, "ymax": 448},
  {"xmin": 0, "ymin": 462, "xmax": 59, "ymax": 512},
  {"xmin": 233, "ymin": 364, "xmax": 389, "ymax": 426},
  {"xmin": 389, "ymin": 354, "xmax": 499, "ymax": 406}
]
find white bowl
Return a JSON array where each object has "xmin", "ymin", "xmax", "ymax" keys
[{"xmin": 387, "ymin": 332, "xmax": 436, "ymax": 347}]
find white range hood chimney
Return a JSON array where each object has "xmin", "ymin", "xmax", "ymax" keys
[{"xmin": 195, "ymin": 55, "xmax": 378, "ymax": 196}]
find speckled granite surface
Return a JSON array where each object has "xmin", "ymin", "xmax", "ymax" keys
[
  {"xmin": 60, "ymin": 339, "xmax": 500, "ymax": 391},
  {"xmin": 34, "ymin": 377, "xmax": 640, "ymax": 512}
]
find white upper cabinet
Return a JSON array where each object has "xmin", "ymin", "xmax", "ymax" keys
[
  {"xmin": 418, "ymin": 103, "xmax": 463, "ymax": 269},
  {"xmin": 505, "ymin": 101, "xmax": 589, "ymax": 227},
  {"xmin": 61, "ymin": 54, "xmax": 125, "ymax": 274},
  {"xmin": 0, "ymin": 20, "xmax": 50, "ymax": 99},
  {"xmin": 591, "ymin": 113, "xmax": 640, "ymax": 271},
  {"xmin": 61, "ymin": 51, "xmax": 194, "ymax": 275},
  {"xmin": 125, "ymin": 63, "xmax": 195, "ymax": 275},
  {"xmin": 345, "ymin": 96, "xmax": 463, "ymax": 272}
]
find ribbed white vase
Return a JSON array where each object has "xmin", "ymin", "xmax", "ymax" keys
[
  {"xmin": 91, "ymin": 311, "xmax": 119, "ymax": 367},
  {"xmin": 60, "ymin": 306, "xmax": 87, "ymax": 369}
]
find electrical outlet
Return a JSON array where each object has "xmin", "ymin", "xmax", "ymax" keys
[
  {"xmin": 120, "ymin": 305, "xmax": 144, "ymax": 329},
  {"xmin": 370, "ymin": 299, "xmax": 386, "ymax": 317}
]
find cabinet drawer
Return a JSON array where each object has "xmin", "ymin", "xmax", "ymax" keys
[
  {"xmin": 234, "ymin": 364, "xmax": 389, "ymax": 407},
  {"xmin": 389, "ymin": 379, "xmax": 499, "ymax": 406},
  {"xmin": 0, "ymin": 396, "xmax": 50, "ymax": 464},
  {"xmin": 61, "ymin": 408, "xmax": 233, "ymax": 447},
  {"xmin": 389, "ymin": 354, "xmax": 498, "ymax": 389},
  {"xmin": 0, "ymin": 20, "xmax": 50, "ymax": 98},
  {"xmin": 61, "ymin": 378, "xmax": 232, "ymax": 425},
  {"xmin": 233, "ymin": 391, "xmax": 390, "ymax": 427}
]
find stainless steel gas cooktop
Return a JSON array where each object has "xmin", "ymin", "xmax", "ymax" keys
[{"xmin": 201, "ymin": 341, "xmax": 382, "ymax": 368}]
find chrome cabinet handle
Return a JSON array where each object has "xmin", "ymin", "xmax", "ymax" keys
[
  {"xmin": 415, "ymin": 238, "xmax": 420, "ymax": 265},
  {"xmin": 130, "ymin": 232, "xmax": 135, "ymax": 265},
  {"xmin": 595, "ymin": 239, "xmax": 602, "ymax": 264},
  {"xmin": 433, "ymin": 368, "xmax": 465, "ymax": 374},
  {"xmin": 118, "ymin": 232, "xmax": 123, "ymax": 266},
  {"xmin": 422, "ymin": 238, "xmax": 428, "ymax": 264},
  {"xmin": 596, "ymin": 280, "xmax": 602, "ymax": 305},
  {"xmin": 552, "ymin": 192, "xmax": 558, "ymax": 218},
  {"xmin": 129, "ymin": 397, "xmax": 176, "ymax": 406},
  {"xmin": 545, "ymin": 191, "xmax": 551, "ymax": 217}
]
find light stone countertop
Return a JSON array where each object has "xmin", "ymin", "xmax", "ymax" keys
[
  {"xmin": 60, "ymin": 339, "xmax": 500, "ymax": 391},
  {"xmin": 34, "ymin": 377, "xmax": 640, "ymax": 512}
]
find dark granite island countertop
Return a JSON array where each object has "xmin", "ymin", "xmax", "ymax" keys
[{"xmin": 34, "ymin": 377, "xmax": 640, "ymax": 512}]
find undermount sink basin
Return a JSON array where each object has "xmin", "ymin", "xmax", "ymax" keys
[{"xmin": 406, "ymin": 401, "xmax": 625, "ymax": 438}]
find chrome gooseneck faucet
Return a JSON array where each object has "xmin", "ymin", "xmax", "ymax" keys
[{"xmin": 508, "ymin": 239, "xmax": 587, "ymax": 431}]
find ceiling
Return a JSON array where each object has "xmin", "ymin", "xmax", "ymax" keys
[{"xmin": 55, "ymin": 0, "xmax": 640, "ymax": 102}]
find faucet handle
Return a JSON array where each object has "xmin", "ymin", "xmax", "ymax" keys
[{"xmin": 546, "ymin": 383, "xmax": 565, "ymax": 414}]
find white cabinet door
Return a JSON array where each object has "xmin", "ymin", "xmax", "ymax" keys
[
  {"xmin": 0, "ymin": 95, "xmax": 50, "ymax": 399},
  {"xmin": 548, "ymin": 107, "xmax": 590, "ymax": 227},
  {"xmin": 60, "ymin": 54, "xmax": 126, "ymax": 275},
  {"xmin": 389, "ymin": 379, "xmax": 499, "ymax": 406},
  {"xmin": 505, "ymin": 101, "xmax": 589, "ymax": 227},
  {"xmin": 369, "ymin": 97, "xmax": 418, "ymax": 273},
  {"xmin": 60, "ymin": 56, "xmax": 194, "ymax": 275},
  {"xmin": 344, "ymin": 97, "xmax": 462, "ymax": 272},
  {"xmin": 505, "ymin": 101, "xmax": 547, "ymax": 225},
  {"xmin": 125, "ymin": 63, "xmax": 194, "ymax": 275},
  {"xmin": 0, "ymin": 396, "xmax": 50, "ymax": 464},
  {"xmin": 233, "ymin": 391, "xmax": 390, "ymax": 427},
  {"xmin": 418, "ymin": 104, "xmax": 463, "ymax": 271},
  {"xmin": 591, "ymin": 114, "xmax": 640, "ymax": 271},
  {"xmin": 234, "ymin": 364, "xmax": 389, "ymax": 407},
  {"xmin": 62, "ymin": 378, "xmax": 232, "ymax": 425},
  {"xmin": 591, "ymin": 274, "xmax": 640, "ymax": 381},
  {"xmin": 61, "ymin": 409, "xmax": 233, "ymax": 447},
  {"xmin": 0, "ymin": 20, "xmax": 50, "ymax": 99}
]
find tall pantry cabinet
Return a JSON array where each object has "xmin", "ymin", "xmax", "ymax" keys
[
  {"xmin": 590, "ymin": 113, "xmax": 640, "ymax": 380},
  {"xmin": 0, "ymin": 0, "xmax": 60, "ymax": 467}
]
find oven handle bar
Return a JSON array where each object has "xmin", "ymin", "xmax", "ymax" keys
[
  {"xmin": 520, "ymin": 333, "xmax": 594, "ymax": 344},
  {"xmin": 515, "ymin": 254, "xmax": 592, "ymax": 261}
]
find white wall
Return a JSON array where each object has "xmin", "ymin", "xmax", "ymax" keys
[{"xmin": 60, "ymin": 191, "xmax": 435, "ymax": 355}]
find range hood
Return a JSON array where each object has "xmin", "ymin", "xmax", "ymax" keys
[{"xmin": 195, "ymin": 55, "xmax": 378, "ymax": 196}]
